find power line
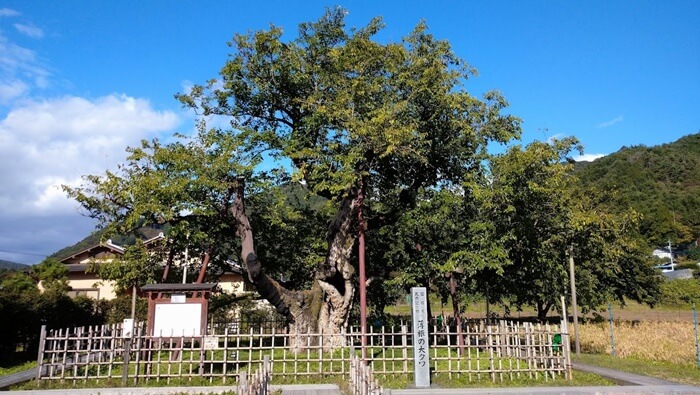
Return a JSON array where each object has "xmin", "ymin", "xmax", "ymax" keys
[{"xmin": 0, "ymin": 248, "xmax": 48, "ymax": 258}]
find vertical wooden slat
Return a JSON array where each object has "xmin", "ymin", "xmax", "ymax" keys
[
  {"xmin": 35, "ymin": 325, "xmax": 47, "ymax": 384},
  {"xmin": 401, "ymin": 325, "xmax": 408, "ymax": 374}
]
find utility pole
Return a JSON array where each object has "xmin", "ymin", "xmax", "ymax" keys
[{"xmin": 568, "ymin": 245, "xmax": 580, "ymax": 355}]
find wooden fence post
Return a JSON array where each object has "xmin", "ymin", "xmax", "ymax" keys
[
  {"xmin": 35, "ymin": 324, "xmax": 47, "ymax": 384},
  {"xmin": 560, "ymin": 295, "xmax": 573, "ymax": 380},
  {"xmin": 122, "ymin": 323, "xmax": 131, "ymax": 388}
]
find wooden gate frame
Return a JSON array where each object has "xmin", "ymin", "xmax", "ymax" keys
[{"xmin": 140, "ymin": 283, "xmax": 217, "ymax": 336}]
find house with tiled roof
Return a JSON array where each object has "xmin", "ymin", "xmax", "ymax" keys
[
  {"xmin": 59, "ymin": 239, "xmax": 124, "ymax": 299},
  {"xmin": 58, "ymin": 233, "xmax": 250, "ymax": 301}
]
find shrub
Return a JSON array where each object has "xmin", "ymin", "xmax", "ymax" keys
[{"xmin": 659, "ymin": 278, "xmax": 700, "ymax": 307}]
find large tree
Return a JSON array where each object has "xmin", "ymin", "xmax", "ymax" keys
[{"xmin": 66, "ymin": 9, "xmax": 520, "ymax": 348}]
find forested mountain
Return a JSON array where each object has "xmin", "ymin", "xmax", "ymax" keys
[
  {"xmin": 0, "ymin": 259, "xmax": 29, "ymax": 270},
  {"xmin": 575, "ymin": 132, "xmax": 700, "ymax": 248}
]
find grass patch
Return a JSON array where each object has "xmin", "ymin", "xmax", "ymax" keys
[
  {"xmin": 0, "ymin": 352, "xmax": 37, "ymax": 376},
  {"xmin": 0, "ymin": 360, "xmax": 36, "ymax": 376},
  {"xmin": 573, "ymin": 353, "xmax": 700, "ymax": 386}
]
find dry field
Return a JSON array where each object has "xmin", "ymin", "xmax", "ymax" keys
[
  {"xmin": 389, "ymin": 300, "xmax": 700, "ymax": 365},
  {"xmin": 577, "ymin": 320, "xmax": 698, "ymax": 364}
]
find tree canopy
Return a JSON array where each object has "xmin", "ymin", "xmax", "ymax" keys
[
  {"xmin": 481, "ymin": 138, "xmax": 661, "ymax": 319},
  {"xmin": 65, "ymin": 8, "xmax": 521, "ymax": 346},
  {"xmin": 63, "ymin": 8, "xmax": 669, "ymax": 343}
]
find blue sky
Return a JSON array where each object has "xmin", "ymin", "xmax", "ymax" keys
[{"xmin": 0, "ymin": 1, "xmax": 698, "ymax": 264}]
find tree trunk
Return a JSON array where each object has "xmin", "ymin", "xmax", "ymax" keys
[
  {"xmin": 536, "ymin": 300, "xmax": 553, "ymax": 321},
  {"xmin": 231, "ymin": 178, "xmax": 357, "ymax": 352},
  {"xmin": 161, "ymin": 248, "xmax": 175, "ymax": 283}
]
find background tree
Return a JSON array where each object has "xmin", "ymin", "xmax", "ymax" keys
[
  {"xmin": 32, "ymin": 258, "xmax": 70, "ymax": 294},
  {"xmin": 66, "ymin": 8, "xmax": 521, "ymax": 348},
  {"xmin": 0, "ymin": 263, "xmax": 105, "ymax": 355},
  {"xmin": 89, "ymin": 239, "xmax": 162, "ymax": 319},
  {"xmin": 481, "ymin": 138, "xmax": 660, "ymax": 319}
]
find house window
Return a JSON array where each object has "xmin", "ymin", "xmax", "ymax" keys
[{"xmin": 67, "ymin": 289, "xmax": 100, "ymax": 299}]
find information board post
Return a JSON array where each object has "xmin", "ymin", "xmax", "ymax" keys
[{"xmin": 411, "ymin": 287, "xmax": 430, "ymax": 388}]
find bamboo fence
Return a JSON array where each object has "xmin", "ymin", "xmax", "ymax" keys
[
  {"xmin": 350, "ymin": 352, "xmax": 384, "ymax": 395},
  {"xmin": 35, "ymin": 319, "xmax": 570, "ymax": 386}
]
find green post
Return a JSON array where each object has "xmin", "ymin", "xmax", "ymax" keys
[{"xmin": 608, "ymin": 303, "xmax": 615, "ymax": 357}]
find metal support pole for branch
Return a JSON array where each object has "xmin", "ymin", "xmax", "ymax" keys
[
  {"xmin": 608, "ymin": 303, "xmax": 615, "ymax": 357},
  {"xmin": 568, "ymin": 247, "xmax": 580, "ymax": 355},
  {"xmin": 694, "ymin": 303, "xmax": 700, "ymax": 368},
  {"xmin": 130, "ymin": 285, "xmax": 137, "ymax": 320},
  {"xmin": 358, "ymin": 183, "xmax": 367, "ymax": 360},
  {"xmin": 450, "ymin": 273, "xmax": 465, "ymax": 356}
]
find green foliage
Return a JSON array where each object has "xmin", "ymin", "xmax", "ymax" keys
[
  {"xmin": 477, "ymin": 138, "xmax": 661, "ymax": 318},
  {"xmin": 65, "ymin": 8, "xmax": 522, "ymax": 330},
  {"xmin": 91, "ymin": 239, "xmax": 161, "ymax": 292},
  {"xmin": 686, "ymin": 245, "xmax": 700, "ymax": 261},
  {"xmin": 659, "ymin": 279, "xmax": 700, "ymax": 307},
  {"xmin": 32, "ymin": 258, "xmax": 70, "ymax": 294},
  {"xmin": 0, "ymin": 271, "xmax": 106, "ymax": 354},
  {"xmin": 105, "ymin": 294, "xmax": 147, "ymax": 324},
  {"xmin": 1, "ymin": 270, "xmax": 38, "ymax": 295}
]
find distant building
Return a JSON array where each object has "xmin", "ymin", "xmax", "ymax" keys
[
  {"xmin": 55, "ymin": 234, "xmax": 250, "ymax": 301},
  {"xmin": 663, "ymin": 269, "xmax": 693, "ymax": 280},
  {"xmin": 58, "ymin": 239, "xmax": 124, "ymax": 299},
  {"xmin": 652, "ymin": 248, "xmax": 673, "ymax": 260}
]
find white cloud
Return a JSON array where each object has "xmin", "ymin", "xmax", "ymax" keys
[
  {"xmin": 0, "ymin": 30, "xmax": 51, "ymax": 102},
  {"xmin": 0, "ymin": 14, "xmax": 184, "ymax": 264},
  {"xmin": 0, "ymin": 8, "xmax": 20, "ymax": 17},
  {"xmin": 545, "ymin": 133, "xmax": 565, "ymax": 144},
  {"xmin": 0, "ymin": 94, "xmax": 181, "ymax": 219},
  {"xmin": 597, "ymin": 115, "xmax": 623, "ymax": 128},
  {"xmin": 13, "ymin": 23, "xmax": 44, "ymax": 38},
  {"xmin": 573, "ymin": 153, "xmax": 606, "ymax": 162},
  {"xmin": 0, "ymin": 79, "xmax": 28, "ymax": 103}
]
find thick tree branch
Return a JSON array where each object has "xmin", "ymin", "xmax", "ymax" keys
[
  {"xmin": 231, "ymin": 176, "xmax": 294, "ymax": 318},
  {"xmin": 318, "ymin": 188, "xmax": 359, "ymax": 281}
]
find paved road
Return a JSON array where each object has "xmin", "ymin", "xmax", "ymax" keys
[
  {"xmin": 385, "ymin": 362, "xmax": 700, "ymax": 394},
  {"xmin": 0, "ymin": 366, "xmax": 40, "ymax": 390},
  {"xmin": 3, "ymin": 361, "xmax": 698, "ymax": 395},
  {"xmin": 278, "ymin": 384, "xmax": 342, "ymax": 394},
  {"xmin": 571, "ymin": 361, "xmax": 679, "ymax": 386},
  {"xmin": 0, "ymin": 384, "xmax": 342, "ymax": 395},
  {"xmin": 387, "ymin": 386, "xmax": 700, "ymax": 394}
]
